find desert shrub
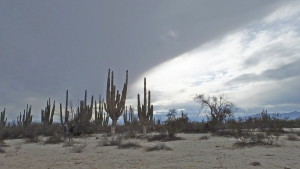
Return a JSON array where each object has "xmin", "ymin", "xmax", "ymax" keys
[
  {"xmin": 14, "ymin": 142, "xmax": 22, "ymax": 152},
  {"xmin": 234, "ymin": 131, "xmax": 279, "ymax": 147},
  {"xmin": 118, "ymin": 142, "xmax": 141, "ymax": 149},
  {"xmin": 286, "ymin": 133, "xmax": 299, "ymax": 141},
  {"xmin": 123, "ymin": 130, "xmax": 138, "ymax": 139},
  {"xmin": 199, "ymin": 135, "xmax": 209, "ymax": 140},
  {"xmin": 63, "ymin": 140, "xmax": 75, "ymax": 147},
  {"xmin": 70, "ymin": 142, "xmax": 87, "ymax": 153},
  {"xmin": 146, "ymin": 133, "xmax": 182, "ymax": 142},
  {"xmin": 250, "ymin": 162, "xmax": 261, "ymax": 166},
  {"xmin": 145, "ymin": 143, "xmax": 172, "ymax": 151},
  {"xmin": 98, "ymin": 135, "xmax": 123, "ymax": 146},
  {"xmin": 0, "ymin": 146, "xmax": 5, "ymax": 153},
  {"xmin": 0, "ymin": 141, "xmax": 8, "ymax": 154},
  {"xmin": 44, "ymin": 133, "xmax": 64, "ymax": 144}
]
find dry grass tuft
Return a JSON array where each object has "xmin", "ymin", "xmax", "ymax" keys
[{"xmin": 70, "ymin": 142, "xmax": 87, "ymax": 153}]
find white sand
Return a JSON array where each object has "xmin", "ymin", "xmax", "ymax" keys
[{"xmin": 0, "ymin": 133, "xmax": 299, "ymax": 169}]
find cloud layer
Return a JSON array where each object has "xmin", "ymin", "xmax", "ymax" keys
[
  {"xmin": 132, "ymin": 2, "xmax": 300, "ymax": 117},
  {"xmin": 0, "ymin": 1, "xmax": 293, "ymax": 121}
]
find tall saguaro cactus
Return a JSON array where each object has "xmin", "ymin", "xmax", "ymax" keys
[
  {"xmin": 104, "ymin": 69, "xmax": 128, "ymax": 135},
  {"xmin": 137, "ymin": 78, "xmax": 154, "ymax": 134},
  {"xmin": 41, "ymin": 98, "xmax": 55, "ymax": 126},
  {"xmin": 60, "ymin": 90, "xmax": 69, "ymax": 125},
  {"xmin": 0, "ymin": 108, "xmax": 7, "ymax": 128},
  {"xmin": 17, "ymin": 104, "xmax": 33, "ymax": 127}
]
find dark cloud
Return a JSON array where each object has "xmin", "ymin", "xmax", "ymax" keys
[
  {"xmin": 228, "ymin": 59, "xmax": 300, "ymax": 84},
  {"xmin": 0, "ymin": 0, "xmax": 284, "ymax": 120}
]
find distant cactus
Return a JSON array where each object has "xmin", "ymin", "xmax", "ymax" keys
[
  {"xmin": 104, "ymin": 69, "xmax": 128, "ymax": 135},
  {"xmin": 41, "ymin": 98, "xmax": 55, "ymax": 126},
  {"xmin": 95, "ymin": 96, "xmax": 109, "ymax": 127},
  {"xmin": 137, "ymin": 78, "xmax": 153, "ymax": 134},
  {"xmin": 74, "ymin": 90, "xmax": 94, "ymax": 127},
  {"xmin": 17, "ymin": 104, "xmax": 33, "ymax": 127},
  {"xmin": 60, "ymin": 90, "xmax": 69, "ymax": 126},
  {"xmin": 0, "ymin": 108, "xmax": 7, "ymax": 128},
  {"xmin": 123, "ymin": 105, "xmax": 134, "ymax": 126}
]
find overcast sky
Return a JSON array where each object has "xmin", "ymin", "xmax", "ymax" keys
[{"xmin": 1, "ymin": 0, "xmax": 299, "ymax": 121}]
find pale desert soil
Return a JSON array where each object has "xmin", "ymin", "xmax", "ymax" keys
[{"xmin": 0, "ymin": 133, "xmax": 299, "ymax": 169}]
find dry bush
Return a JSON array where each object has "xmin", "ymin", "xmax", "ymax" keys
[
  {"xmin": 0, "ymin": 140, "xmax": 8, "ymax": 153},
  {"xmin": 286, "ymin": 133, "xmax": 299, "ymax": 141},
  {"xmin": 146, "ymin": 133, "xmax": 183, "ymax": 142},
  {"xmin": 234, "ymin": 131, "xmax": 279, "ymax": 147},
  {"xmin": 14, "ymin": 142, "xmax": 22, "ymax": 152},
  {"xmin": 145, "ymin": 143, "xmax": 172, "ymax": 151},
  {"xmin": 118, "ymin": 142, "xmax": 141, "ymax": 149},
  {"xmin": 199, "ymin": 135, "xmax": 209, "ymax": 140},
  {"xmin": 98, "ymin": 135, "xmax": 123, "ymax": 146},
  {"xmin": 70, "ymin": 142, "xmax": 87, "ymax": 153},
  {"xmin": 63, "ymin": 140, "xmax": 75, "ymax": 147},
  {"xmin": 250, "ymin": 161, "xmax": 261, "ymax": 166},
  {"xmin": 0, "ymin": 146, "xmax": 5, "ymax": 153},
  {"xmin": 44, "ymin": 133, "xmax": 63, "ymax": 144}
]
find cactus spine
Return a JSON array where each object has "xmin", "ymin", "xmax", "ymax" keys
[
  {"xmin": 104, "ymin": 69, "xmax": 128, "ymax": 135},
  {"xmin": 60, "ymin": 90, "xmax": 69, "ymax": 125},
  {"xmin": 137, "ymin": 78, "xmax": 153, "ymax": 134},
  {"xmin": 17, "ymin": 104, "xmax": 33, "ymax": 127},
  {"xmin": 41, "ymin": 98, "xmax": 55, "ymax": 126},
  {"xmin": 0, "ymin": 108, "xmax": 7, "ymax": 128}
]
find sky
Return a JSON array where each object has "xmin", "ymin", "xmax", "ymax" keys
[{"xmin": 0, "ymin": 0, "xmax": 299, "ymax": 122}]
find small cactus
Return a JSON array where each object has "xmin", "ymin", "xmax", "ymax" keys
[
  {"xmin": 95, "ymin": 96, "xmax": 109, "ymax": 127},
  {"xmin": 123, "ymin": 105, "xmax": 134, "ymax": 126},
  {"xmin": 41, "ymin": 98, "xmax": 55, "ymax": 126},
  {"xmin": 137, "ymin": 78, "xmax": 153, "ymax": 134},
  {"xmin": 17, "ymin": 104, "xmax": 33, "ymax": 127},
  {"xmin": 60, "ymin": 90, "xmax": 69, "ymax": 125},
  {"xmin": 0, "ymin": 108, "xmax": 7, "ymax": 128}
]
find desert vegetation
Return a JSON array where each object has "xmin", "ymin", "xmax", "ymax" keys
[{"xmin": 0, "ymin": 68, "xmax": 299, "ymax": 169}]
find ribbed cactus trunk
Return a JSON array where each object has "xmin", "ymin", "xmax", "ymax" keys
[
  {"xmin": 137, "ymin": 78, "xmax": 153, "ymax": 135},
  {"xmin": 60, "ymin": 90, "xmax": 69, "ymax": 126},
  {"xmin": 104, "ymin": 69, "xmax": 128, "ymax": 136}
]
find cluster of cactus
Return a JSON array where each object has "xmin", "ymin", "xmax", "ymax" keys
[
  {"xmin": 0, "ymin": 108, "xmax": 7, "ymax": 128},
  {"xmin": 137, "ymin": 78, "xmax": 154, "ymax": 134},
  {"xmin": 41, "ymin": 98, "xmax": 55, "ymax": 126},
  {"xmin": 60, "ymin": 90, "xmax": 69, "ymax": 126},
  {"xmin": 123, "ymin": 105, "xmax": 134, "ymax": 126},
  {"xmin": 95, "ymin": 96, "xmax": 109, "ymax": 127},
  {"xmin": 0, "ymin": 69, "xmax": 156, "ymax": 136},
  {"xmin": 104, "ymin": 69, "xmax": 128, "ymax": 135},
  {"xmin": 17, "ymin": 104, "xmax": 33, "ymax": 127},
  {"xmin": 74, "ymin": 90, "xmax": 94, "ymax": 126}
]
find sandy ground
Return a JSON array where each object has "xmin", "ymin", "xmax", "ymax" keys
[{"xmin": 0, "ymin": 133, "xmax": 299, "ymax": 169}]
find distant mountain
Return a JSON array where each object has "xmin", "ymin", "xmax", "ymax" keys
[
  {"xmin": 240, "ymin": 111, "xmax": 300, "ymax": 120},
  {"xmin": 280, "ymin": 111, "xmax": 300, "ymax": 119}
]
